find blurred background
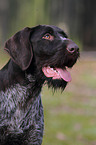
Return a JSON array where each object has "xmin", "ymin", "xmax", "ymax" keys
[{"xmin": 0, "ymin": 0, "xmax": 96, "ymax": 145}]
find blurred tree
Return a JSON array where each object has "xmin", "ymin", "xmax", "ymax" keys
[
  {"xmin": 0, "ymin": 0, "xmax": 96, "ymax": 50},
  {"xmin": 0, "ymin": 0, "xmax": 18, "ymax": 46},
  {"xmin": 49, "ymin": 0, "xmax": 96, "ymax": 51},
  {"xmin": 0, "ymin": 0, "xmax": 50, "ymax": 47},
  {"xmin": 81, "ymin": 0, "xmax": 96, "ymax": 51},
  {"xmin": 18, "ymin": 0, "xmax": 50, "ymax": 27},
  {"xmin": 0, "ymin": 0, "xmax": 9, "ymax": 46}
]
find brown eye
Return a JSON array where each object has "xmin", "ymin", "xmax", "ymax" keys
[{"xmin": 42, "ymin": 33, "xmax": 54, "ymax": 41}]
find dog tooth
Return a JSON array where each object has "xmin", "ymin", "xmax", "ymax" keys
[
  {"xmin": 52, "ymin": 68, "xmax": 58, "ymax": 74},
  {"xmin": 50, "ymin": 67, "xmax": 54, "ymax": 71},
  {"xmin": 54, "ymin": 69, "xmax": 57, "ymax": 73},
  {"xmin": 48, "ymin": 66, "xmax": 60, "ymax": 74}
]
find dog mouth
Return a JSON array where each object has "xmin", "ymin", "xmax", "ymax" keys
[{"xmin": 42, "ymin": 66, "xmax": 72, "ymax": 82}]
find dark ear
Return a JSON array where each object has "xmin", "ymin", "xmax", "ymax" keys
[{"xmin": 4, "ymin": 27, "xmax": 33, "ymax": 70}]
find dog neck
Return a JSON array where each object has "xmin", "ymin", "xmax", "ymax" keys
[{"xmin": 0, "ymin": 59, "xmax": 44, "ymax": 97}]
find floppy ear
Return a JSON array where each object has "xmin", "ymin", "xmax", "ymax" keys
[{"xmin": 4, "ymin": 27, "xmax": 33, "ymax": 70}]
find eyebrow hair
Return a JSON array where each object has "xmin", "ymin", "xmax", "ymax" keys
[{"xmin": 59, "ymin": 31, "xmax": 68, "ymax": 38}]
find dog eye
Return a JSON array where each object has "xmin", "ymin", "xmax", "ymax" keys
[{"xmin": 42, "ymin": 33, "xmax": 54, "ymax": 41}]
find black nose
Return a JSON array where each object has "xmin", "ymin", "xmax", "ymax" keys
[{"xmin": 67, "ymin": 42, "xmax": 79, "ymax": 53}]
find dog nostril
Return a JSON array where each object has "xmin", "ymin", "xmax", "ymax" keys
[
  {"xmin": 70, "ymin": 48, "xmax": 75, "ymax": 52},
  {"xmin": 67, "ymin": 47, "xmax": 75, "ymax": 53},
  {"xmin": 76, "ymin": 47, "xmax": 79, "ymax": 52},
  {"xmin": 67, "ymin": 45, "xmax": 79, "ymax": 53}
]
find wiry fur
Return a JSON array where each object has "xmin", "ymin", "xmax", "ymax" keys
[
  {"xmin": 0, "ymin": 25, "xmax": 79, "ymax": 145},
  {"xmin": 0, "ymin": 75, "xmax": 44, "ymax": 145}
]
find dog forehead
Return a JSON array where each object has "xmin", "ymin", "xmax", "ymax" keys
[
  {"xmin": 41, "ymin": 25, "xmax": 65, "ymax": 34},
  {"xmin": 47, "ymin": 25, "xmax": 63, "ymax": 31},
  {"xmin": 31, "ymin": 25, "xmax": 67, "ymax": 39}
]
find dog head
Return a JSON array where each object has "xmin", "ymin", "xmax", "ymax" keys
[{"xmin": 5, "ymin": 25, "xmax": 80, "ymax": 90}]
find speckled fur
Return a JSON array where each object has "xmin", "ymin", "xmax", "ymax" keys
[
  {"xmin": 0, "ymin": 25, "xmax": 79, "ymax": 145},
  {"xmin": 0, "ymin": 75, "xmax": 44, "ymax": 145}
]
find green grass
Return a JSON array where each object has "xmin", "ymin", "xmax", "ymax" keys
[
  {"xmin": 42, "ymin": 86, "xmax": 96, "ymax": 145},
  {"xmin": 41, "ymin": 59, "xmax": 96, "ymax": 145},
  {"xmin": 0, "ymin": 51, "xmax": 96, "ymax": 145}
]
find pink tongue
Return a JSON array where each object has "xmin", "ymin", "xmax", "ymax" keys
[{"xmin": 56, "ymin": 68, "xmax": 72, "ymax": 82}]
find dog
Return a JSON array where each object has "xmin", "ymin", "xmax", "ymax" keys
[{"xmin": 0, "ymin": 25, "xmax": 79, "ymax": 145}]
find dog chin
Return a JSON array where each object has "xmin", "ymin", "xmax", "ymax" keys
[
  {"xmin": 46, "ymin": 78, "xmax": 68, "ymax": 91},
  {"xmin": 42, "ymin": 66, "xmax": 70, "ymax": 90}
]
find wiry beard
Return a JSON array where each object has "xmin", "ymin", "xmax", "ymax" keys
[{"xmin": 45, "ymin": 77, "xmax": 68, "ymax": 91}]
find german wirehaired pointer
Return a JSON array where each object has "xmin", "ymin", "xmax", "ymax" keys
[{"xmin": 0, "ymin": 25, "xmax": 79, "ymax": 145}]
